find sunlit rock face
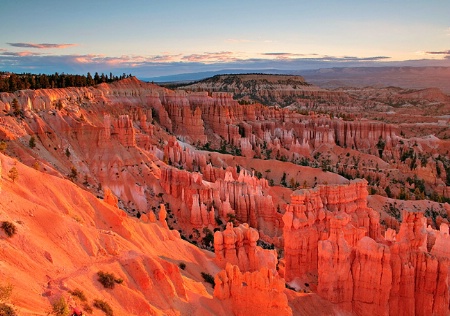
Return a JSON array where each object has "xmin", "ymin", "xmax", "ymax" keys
[
  {"xmin": 284, "ymin": 180, "xmax": 450, "ymax": 316},
  {"xmin": 1, "ymin": 76, "xmax": 450, "ymax": 315}
]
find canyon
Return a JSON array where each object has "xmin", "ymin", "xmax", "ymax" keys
[{"xmin": 0, "ymin": 74, "xmax": 449, "ymax": 315}]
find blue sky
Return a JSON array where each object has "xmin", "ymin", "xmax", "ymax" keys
[{"xmin": 1, "ymin": 0, "xmax": 449, "ymax": 77}]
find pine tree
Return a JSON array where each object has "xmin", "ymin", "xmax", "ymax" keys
[
  {"xmin": 11, "ymin": 98, "xmax": 22, "ymax": 117},
  {"xmin": 29, "ymin": 136, "xmax": 36, "ymax": 148}
]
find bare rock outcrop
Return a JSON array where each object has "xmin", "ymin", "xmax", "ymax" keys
[
  {"xmin": 214, "ymin": 263, "xmax": 292, "ymax": 316},
  {"xmin": 283, "ymin": 179, "xmax": 380, "ymax": 281},
  {"xmin": 214, "ymin": 223, "xmax": 277, "ymax": 272},
  {"xmin": 285, "ymin": 180, "xmax": 450, "ymax": 315}
]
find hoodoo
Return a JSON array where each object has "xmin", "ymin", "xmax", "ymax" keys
[{"xmin": 1, "ymin": 74, "xmax": 450, "ymax": 315}]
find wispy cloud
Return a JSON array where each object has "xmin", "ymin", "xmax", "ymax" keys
[
  {"xmin": 262, "ymin": 53, "xmax": 389, "ymax": 62},
  {"xmin": 7, "ymin": 42, "xmax": 77, "ymax": 49},
  {"xmin": 262, "ymin": 52, "xmax": 304, "ymax": 56},
  {"xmin": 0, "ymin": 51, "xmax": 42, "ymax": 57},
  {"xmin": 182, "ymin": 51, "xmax": 238, "ymax": 63},
  {"xmin": 0, "ymin": 51, "xmax": 448, "ymax": 78},
  {"xmin": 262, "ymin": 52, "xmax": 309, "ymax": 60},
  {"xmin": 426, "ymin": 50, "xmax": 450, "ymax": 55}
]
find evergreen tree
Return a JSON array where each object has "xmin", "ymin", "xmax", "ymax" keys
[
  {"xmin": 29, "ymin": 136, "xmax": 36, "ymax": 148},
  {"xmin": 11, "ymin": 98, "xmax": 22, "ymax": 117}
]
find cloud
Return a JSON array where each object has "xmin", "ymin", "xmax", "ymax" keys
[
  {"xmin": 0, "ymin": 50, "xmax": 449, "ymax": 79},
  {"xmin": 262, "ymin": 52, "xmax": 312, "ymax": 60},
  {"xmin": 261, "ymin": 53, "xmax": 390, "ymax": 62},
  {"xmin": 263, "ymin": 52, "xmax": 299, "ymax": 56},
  {"xmin": 426, "ymin": 50, "xmax": 450, "ymax": 55},
  {"xmin": 0, "ymin": 51, "xmax": 42, "ymax": 57},
  {"xmin": 181, "ymin": 52, "xmax": 238, "ymax": 63},
  {"xmin": 7, "ymin": 42, "xmax": 77, "ymax": 49}
]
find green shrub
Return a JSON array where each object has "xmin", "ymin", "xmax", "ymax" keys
[
  {"xmin": 201, "ymin": 272, "xmax": 215, "ymax": 288},
  {"xmin": 0, "ymin": 303, "xmax": 17, "ymax": 316},
  {"xmin": 93, "ymin": 299, "xmax": 113, "ymax": 316},
  {"xmin": 52, "ymin": 297, "xmax": 69, "ymax": 316},
  {"xmin": 1, "ymin": 222, "xmax": 17, "ymax": 238},
  {"xmin": 97, "ymin": 271, "xmax": 122, "ymax": 289},
  {"xmin": 69, "ymin": 288, "xmax": 86, "ymax": 302}
]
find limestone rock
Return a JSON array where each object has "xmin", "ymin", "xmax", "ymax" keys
[
  {"xmin": 214, "ymin": 263, "xmax": 292, "ymax": 316},
  {"xmin": 214, "ymin": 223, "xmax": 277, "ymax": 272}
]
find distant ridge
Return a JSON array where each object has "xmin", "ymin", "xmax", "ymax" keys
[
  {"xmin": 141, "ymin": 66, "xmax": 450, "ymax": 94},
  {"xmin": 140, "ymin": 68, "xmax": 291, "ymax": 83},
  {"xmin": 299, "ymin": 66, "xmax": 450, "ymax": 93},
  {"xmin": 174, "ymin": 73, "xmax": 340, "ymax": 107}
]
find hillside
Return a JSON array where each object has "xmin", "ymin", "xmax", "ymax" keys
[{"xmin": 0, "ymin": 76, "xmax": 450, "ymax": 315}]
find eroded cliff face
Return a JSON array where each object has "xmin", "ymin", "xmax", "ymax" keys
[
  {"xmin": 1, "ymin": 77, "xmax": 450, "ymax": 315},
  {"xmin": 214, "ymin": 263, "xmax": 292, "ymax": 316},
  {"xmin": 2, "ymin": 77, "xmax": 449, "ymax": 212},
  {"xmin": 214, "ymin": 223, "xmax": 277, "ymax": 272},
  {"xmin": 283, "ymin": 180, "xmax": 380, "ymax": 281},
  {"xmin": 283, "ymin": 180, "xmax": 450, "ymax": 315}
]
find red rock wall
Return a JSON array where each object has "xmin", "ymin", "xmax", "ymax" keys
[
  {"xmin": 285, "ymin": 182, "xmax": 450, "ymax": 315},
  {"xmin": 214, "ymin": 223, "xmax": 277, "ymax": 272},
  {"xmin": 283, "ymin": 179, "xmax": 379, "ymax": 281},
  {"xmin": 214, "ymin": 263, "xmax": 292, "ymax": 316}
]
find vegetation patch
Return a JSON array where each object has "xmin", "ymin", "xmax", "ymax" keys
[
  {"xmin": 93, "ymin": 299, "xmax": 113, "ymax": 316},
  {"xmin": 201, "ymin": 272, "xmax": 215, "ymax": 288},
  {"xmin": 97, "ymin": 271, "xmax": 123, "ymax": 289},
  {"xmin": 52, "ymin": 296, "xmax": 69, "ymax": 316},
  {"xmin": 69, "ymin": 288, "xmax": 87, "ymax": 302},
  {"xmin": 1, "ymin": 222, "xmax": 17, "ymax": 238},
  {"xmin": 0, "ymin": 303, "xmax": 17, "ymax": 316}
]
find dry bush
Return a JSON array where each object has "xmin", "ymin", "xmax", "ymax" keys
[
  {"xmin": 93, "ymin": 299, "xmax": 113, "ymax": 316},
  {"xmin": 1, "ymin": 222, "xmax": 17, "ymax": 238}
]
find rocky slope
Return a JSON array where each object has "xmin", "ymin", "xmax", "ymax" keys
[
  {"xmin": 178, "ymin": 73, "xmax": 351, "ymax": 107},
  {"xmin": 0, "ymin": 76, "xmax": 449, "ymax": 315}
]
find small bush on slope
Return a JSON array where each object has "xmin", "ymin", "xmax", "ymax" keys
[
  {"xmin": 69, "ymin": 288, "xmax": 87, "ymax": 302},
  {"xmin": 93, "ymin": 299, "xmax": 113, "ymax": 316},
  {"xmin": 52, "ymin": 297, "xmax": 69, "ymax": 316},
  {"xmin": 1, "ymin": 222, "xmax": 17, "ymax": 238},
  {"xmin": 201, "ymin": 272, "xmax": 215, "ymax": 288},
  {"xmin": 97, "ymin": 271, "xmax": 123, "ymax": 289},
  {"xmin": 0, "ymin": 303, "xmax": 17, "ymax": 316}
]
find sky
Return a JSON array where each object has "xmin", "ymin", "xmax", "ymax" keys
[{"xmin": 1, "ymin": 0, "xmax": 449, "ymax": 78}]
